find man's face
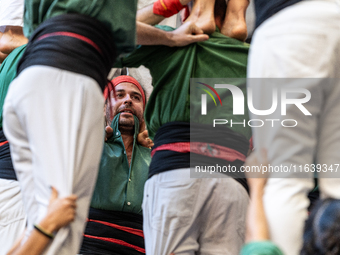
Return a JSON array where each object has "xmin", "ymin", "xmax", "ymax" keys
[{"xmin": 110, "ymin": 82, "xmax": 144, "ymax": 129}]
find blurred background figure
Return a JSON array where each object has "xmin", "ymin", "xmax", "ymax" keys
[
  {"xmin": 0, "ymin": 0, "xmax": 27, "ymax": 63},
  {"xmin": 0, "ymin": 0, "xmax": 27, "ymax": 254}
]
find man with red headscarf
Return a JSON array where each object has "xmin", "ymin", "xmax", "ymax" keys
[{"xmin": 79, "ymin": 74, "xmax": 151, "ymax": 255}]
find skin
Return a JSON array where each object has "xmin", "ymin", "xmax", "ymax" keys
[
  {"xmin": 136, "ymin": 0, "xmax": 249, "ymax": 41},
  {"xmin": 137, "ymin": 0, "xmax": 191, "ymax": 25},
  {"xmin": 7, "ymin": 187, "xmax": 77, "ymax": 255},
  {"xmin": 244, "ymin": 150, "xmax": 270, "ymax": 242},
  {"xmin": 184, "ymin": 0, "xmax": 217, "ymax": 34},
  {"xmin": 136, "ymin": 20, "xmax": 208, "ymax": 47},
  {"xmin": 221, "ymin": 0, "xmax": 249, "ymax": 41},
  {"xmin": 0, "ymin": 26, "xmax": 28, "ymax": 63},
  {"xmin": 106, "ymin": 82, "xmax": 145, "ymax": 166}
]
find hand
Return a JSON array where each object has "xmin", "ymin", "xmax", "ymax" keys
[
  {"xmin": 137, "ymin": 130, "xmax": 154, "ymax": 148},
  {"xmin": 105, "ymin": 126, "xmax": 114, "ymax": 142},
  {"xmin": 168, "ymin": 21, "xmax": 209, "ymax": 47},
  {"xmin": 39, "ymin": 187, "xmax": 77, "ymax": 233},
  {"xmin": 245, "ymin": 149, "xmax": 269, "ymax": 191}
]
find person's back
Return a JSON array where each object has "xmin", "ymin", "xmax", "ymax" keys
[{"xmin": 117, "ymin": 13, "xmax": 251, "ymax": 254}]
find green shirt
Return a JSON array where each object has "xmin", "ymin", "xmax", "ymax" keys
[
  {"xmin": 241, "ymin": 241, "xmax": 284, "ymax": 255},
  {"xmin": 117, "ymin": 26, "xmax": 251, "ymax": 140},
  {"xmin": 0, "ymin": 44, "xmax": 27, "ymax": 128},
  {"xmin": 23, "ymin": 0, "xmax": 137, "ymax": 57},
  {"xmin": 91, "ymin": 114, "xmax": 151, "ymax": 215}
]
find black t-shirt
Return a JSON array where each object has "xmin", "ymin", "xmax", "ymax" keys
[{"xmin": 255, "ymin": 0, "xmax": 302, "ymax": 28}]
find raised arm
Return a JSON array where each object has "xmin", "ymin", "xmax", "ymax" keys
[
  {"xmin": 7, "ymin": 187, "xmax": 77, "ymax": 255},
  {"xmin": 137, "ymin": 0, "xmax": 191, "ymax": 25},
  {"xmin": 137, "ymin": 3, "xmax": 165, "ymax": 25},
  {"xmin": 136, "ymin": 21, "xmax": 208, "ymax": 47},
  {"xmin": 245, "ymin": 150, "xmax": 270, "ymax": 242}
]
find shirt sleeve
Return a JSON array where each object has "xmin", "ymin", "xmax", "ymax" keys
[{"xmin": 240, "ymin": 241, "xmax": 284, "ymax": 255}]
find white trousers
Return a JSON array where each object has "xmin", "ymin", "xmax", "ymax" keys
[
  {"xmin": 3, "ymin": 66, "xmax": 104, "ymax": 255},
  {"xmin": 0, "ymin": 0, "xmax": 24, "ymax": 29},
  {"xmin": 248, "ymin": 1, "xmax": 340, "ymax": 254},
  {"xmin": 0, "ymin": 179, "xmax": 26, "ymax": 255},
  {"xmin": 142, "ymin": 168, "xmax": 249, "ymax": 255}
]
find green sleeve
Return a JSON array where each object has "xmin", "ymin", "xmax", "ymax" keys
[
  {"xmin": 240, "ymin": 241, "xmax": 284, "ymax": 255},
  {"xmin": 0, "ymin": 44, "xmax": 27, "ymax": 128}
]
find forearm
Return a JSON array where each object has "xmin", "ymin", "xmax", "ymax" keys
[
  {"xmin": 246, "ymin": 187, "xmax": 270, "ymax": 242},
  {"xmin": 7, "ymin": 217, "xmax": 57, "ymax": 255},
  {"xmin": 137, "ymin": 0, "xmax": 192, "ymax": 25},
  {"xmin": 8, "ymin": 231, "xmax": 51, "ymax": 255},
  {"xmin": 137, "ymin": 4, "xmax": 165, "ymax": 25},
  {"xmin": 136, "ymin": 21, "xmax": 174, "ymax": 46},
  {"xmin": 136, "ymin": 21, "xmax": 209, "ymax": 47}
]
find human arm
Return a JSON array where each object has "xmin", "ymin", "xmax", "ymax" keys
[
  {"xmin": 245, "ymin": 150, "xmax": 270, "ymax": 242},
  {"xmin": 7, "ymin": 187, "xmax": 77, "ymax": 255},
  {"xmin": 137, "ymin": 3, "xmax": 165, "ymax": 25},
  {"xmin": 240, "ymin": 151, "xmax": 285, "ymax": 255},
  {"xmin": 137, "ymin": 120, "xmax": 154, "ymax": 148},
  {"xmin": 136, "ymin": 21, "xmax": 209, "ymax": 47},
  {"xmin": 137, "ymin": 0, "xmax": 191, "ymax": 25}
]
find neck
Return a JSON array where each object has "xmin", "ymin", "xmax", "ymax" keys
[
  {"xmin": 121, "ymin": 133, "xmax": 134, "ymax": 151},
  {"xmin": 119, "ymin": 126, "xmax": 134, "ymax": 166}
]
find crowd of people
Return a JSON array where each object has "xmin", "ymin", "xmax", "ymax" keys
[{"xmin": 0, "ymin": 0, "xmax": 340, "ymax": 254}]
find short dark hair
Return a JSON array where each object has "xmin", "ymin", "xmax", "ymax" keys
[{"xmin": 301, "ymin": 199, "xmax": 340, "ymax": 255}]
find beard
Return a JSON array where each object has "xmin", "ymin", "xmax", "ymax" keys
[{"xmin": 118, "ymin": 115, "xmax": 135, "ymax": 134}]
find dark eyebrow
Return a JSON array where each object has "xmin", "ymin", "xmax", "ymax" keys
[
  {"xmin": 131, "ymin": 91, "xmax": 142, "ymax": 97},
  {"xmin": 115, "ymin": 89, "xmax": 125, "ymax": 93}
]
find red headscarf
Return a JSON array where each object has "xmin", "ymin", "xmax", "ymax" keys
[{"xmin": 104, "ymin": 75, "xmax": 146, "ymax": 109}]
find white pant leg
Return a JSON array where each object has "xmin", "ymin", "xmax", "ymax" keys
[
  {"xmin": 3, "ymin": 66, "xmax": 104, "ymax": 255},
  {"xmin": 142, "ymin": 168, "xmax": 248, "ymax": 255},
  {"xmin": 197, "ymin": 177, "xmax": 249, "ymax": 255},
  {"xmin": 0, "ymin": 179, "xmax": 26, "ymax": 255},
  {"xmin": 0, "ymin": 0, "xmax": 24, "ymax": 28},
  {"xmin": 248, "ymin": 1, "xmax": 340, "ymax": 254}
]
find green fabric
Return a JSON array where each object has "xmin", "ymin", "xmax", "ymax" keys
[
  {"xmin": 91, "ymin": 114, "xmax": 151, "ymax": 215},
  {"xmin": 241, "ymin": 241, "xmax": 284, "ymax": 255},
  {"xmin": 23, "ymin": 0, "xmax": 137, "ymax": 57},
  {"xmin": 0, "ymin": 44, "xmax": 27, "ymax": 128},
  {"xmin": 116, "ymin": 26, "xmax": 251, "ymax": 140}
]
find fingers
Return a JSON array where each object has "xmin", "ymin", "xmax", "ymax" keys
[
  {"xmin": 62, "ymin": 195, "xmax": 77, "ymax": 210},
  {"xmin": 105, "ymin": 126, "xmax": 114, "ymax": 141},
  {"xmin": 147, "ymin": 139, "xmax": 154, "ymax": 148},
  {"xmin": 49, "ymin": 186, "xmax": 58, "ymax": 203},
  {"xmin": 139, "ymin": 120, "xmax": 147, "ymax": 133},
  {"xmin": 65, "ymin": 195, "xmax": 78, "ymax": 209},
  {"xmin": 188, "ymin": 34, "xmax": 210, "ymax": 43},
  {"xmin": 189, "ymin": 23, "xmax": 205, "ymax": 35},
  {"xmin": 141, "ymin": 130, "xmax": 149, "ymax": 139},
  {"xmin": 105, "ymin": 126, "xmax": 113, "ymax": 134}
]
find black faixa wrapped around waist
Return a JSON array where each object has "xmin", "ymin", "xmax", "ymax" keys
[
  {"xmin": 0, "ymin": 129, "xmax": 16, "ymax": 180},
  {"xmin": 80, "ymin": 208, "xmax": 145, "ymax": 255},
  {"xmin": 149, "ymin": 122, "xmax": 249, "ymax": 193},
  {"xmin": 17, "ymin": 13, "xmax": 117, "ymax": 91}
]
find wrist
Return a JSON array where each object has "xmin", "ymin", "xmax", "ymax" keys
[
  {"xmin": 250, "ymin": 186, "xmax": 265, "ymax": 198},
  {"xmin": 34, "ymin": 223, "xmax": 55, "ymax": 239},
  {"xmin": 166, "ymin": 31, "xmax": 176, "ymax": 47},
  {"xmin": 39, "ymin": 218, "xmax": 58, "ymax": 234}
]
